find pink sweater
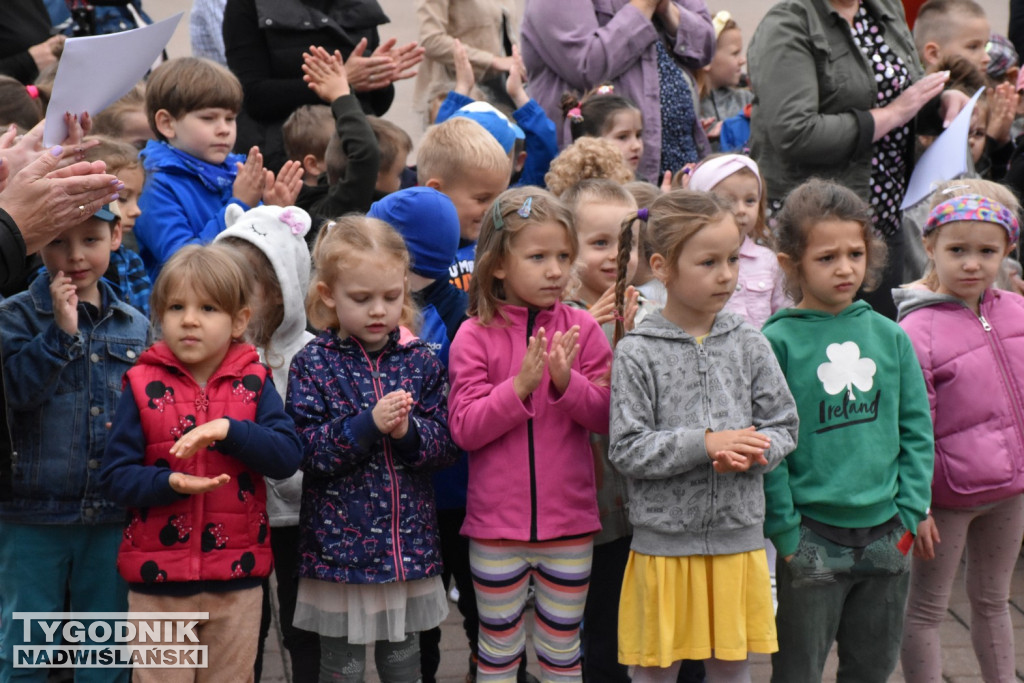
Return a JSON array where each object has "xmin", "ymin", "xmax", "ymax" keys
[{"xmin": 449, "ymin": 302, "xmax": 612, "ymax": 541}]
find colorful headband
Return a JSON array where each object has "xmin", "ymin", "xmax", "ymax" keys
[
  {"xmin": 712, "ymin": 11, "xmax": 733, "ymax": 39},
  {"xmin": 924, "ymin": 194, "xmax": 1020, "ymax": 244},
  {"xmin": 688, "ymin": 154, "xmax": 762, "ymax": 196}
]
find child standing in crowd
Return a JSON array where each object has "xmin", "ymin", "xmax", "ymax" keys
[
  {"xmin": 0, "ymin": 205, "xmax": 149, "ymax": 683},
  {"xmin": 416, "ymin": 116, "xmax": 512, "ymax": 292},
  {"xmin": 134, "ymin": 57, "xmax": 303, "ymax": 281},
  {"xmin": 698, "ymin": 12, "xmax": 753, "ymax": 150},
  {"xmin": 688, "ymin": 154, "xmax": 789, "ymax": 330},
  {"xmin": 448, "ymin": 187, "xmax": 612, "ymax": 682},
  {"xmin": 609, "ymin": 189, "xmax": 798, "ymax": 683},
  {"xmin": 896, "ymin": 194, "xmax": 1024, "ymax": 682},
  {"xmin": 83, "ymin": 136, "xmax": 151, "ymax": 315},
  {"xmin": 561, "ymin": 86, "xmax": 644, "ymax": 177},
  {"xmin": 100, "ymin": 244, "xmax": 302, "ymax": 682},
  {"xmin": 287, "ymin": 216, "xmax": 458, "ymax": 683},
  {"xmin": 215, "ymin": 205, "xmax": 321, "ymax": 683},
  {"xmin": 545, "ymin": 137, "xmax": 636, "ymax": 198},
  {"xmin": 92, "ymin": 83, "xmax": 155, "ymax": 151},
  {"xmin": 762, "ymin": 179, "xmax": 934, "ymax": 682}
]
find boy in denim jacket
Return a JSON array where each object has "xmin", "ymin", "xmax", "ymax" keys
[{"xmin": 0, "ymin": 205, "xmax": 149, "ymax": 682}]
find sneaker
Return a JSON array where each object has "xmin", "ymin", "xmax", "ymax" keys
[{"xmin": 449, "ymin": 584, "xmax": 460, "ymax": 603}]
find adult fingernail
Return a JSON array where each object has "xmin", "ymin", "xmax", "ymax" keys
[
  {"xmin": 50, "ymin": 146, "xmax": 63, "ymax": 156},
  {"xmin": 110, "ymin": 192, "xmax": 119, "ymax": 201},
  {"xmin": 110, "ymin": 178, "xmax": 120, "ymax": 185}
]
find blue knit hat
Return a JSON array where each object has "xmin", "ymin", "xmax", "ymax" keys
[{"xmin": 368, "ymin": 187, "xmax": 460, "ymax": 280}]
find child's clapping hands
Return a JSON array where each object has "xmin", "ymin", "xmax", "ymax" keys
[
  {"xmin": 513, "ymin": 326, "xmax": 581, "ymax": 400},
  {"xmin": 373, "ymin": 390, "xmax": 414, "ymax": 438},
  {"xmin": 705, "ymin": 426, "xmax": 770, "ymax": 473}
]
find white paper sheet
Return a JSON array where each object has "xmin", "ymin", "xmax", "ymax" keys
[
  {"xmin": 43, "ymin": 13, "xmax": 182, "ymax": 146},
  {"xmin": 900, "ymin": 87, "xmax": 984, "ymax": 210}
]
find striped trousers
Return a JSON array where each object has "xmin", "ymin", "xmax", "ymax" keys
[{"xmin": 469, "ymin": 537, "xmax": 593, "ymax": 683}]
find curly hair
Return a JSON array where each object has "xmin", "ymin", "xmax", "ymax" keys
[
  {"xmin": 545, "ymin": 137, "xmax": 635, "ymax": 198},
  {"xmin": 774, "ymin": 179, "xmax": 888, "ymax": 302}
]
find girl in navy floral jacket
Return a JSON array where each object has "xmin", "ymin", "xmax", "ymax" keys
[{"xmin": 286, "ymin": 215, "xmax": 459, "ymax": 683}]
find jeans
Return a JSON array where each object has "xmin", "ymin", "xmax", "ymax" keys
[{"xmin": 771, "ymin": 523, "xmax": 910, "ymax": 683}]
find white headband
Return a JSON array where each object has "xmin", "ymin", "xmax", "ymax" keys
[{"xmin": 688, "ymin": 155, "xmax": 762, "ymax": 196}]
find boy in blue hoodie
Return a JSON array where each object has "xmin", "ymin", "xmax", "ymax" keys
[{"xmin": 134, "ymin": 57, "xmax": 303, "ymax": 282}]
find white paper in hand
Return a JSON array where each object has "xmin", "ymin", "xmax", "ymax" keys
[
  {"xmin": 900, "ymin": 87, "xmax": 984, "ymax": 210},
  {"xmin": 43, "ymin": 13, "xmax": 183, "ymax": 147}
]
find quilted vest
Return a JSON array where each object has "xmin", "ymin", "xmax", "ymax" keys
[{"xmin": 118, "ymin": 341, "xmax": 273, "ymax": 585}]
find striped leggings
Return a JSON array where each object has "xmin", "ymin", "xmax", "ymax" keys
[{"xmin": 469, "ymin": 537, "xmax": 593, "ymax": 683}]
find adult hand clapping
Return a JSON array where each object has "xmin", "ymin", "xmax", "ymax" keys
[{"xmin": 1, "ymin": 147, "xmax": 121, "ymax": 254}]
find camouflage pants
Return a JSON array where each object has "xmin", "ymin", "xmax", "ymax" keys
[{"xmin": 771, "ymin": 523, "xmax": 910, "ymax": 683}]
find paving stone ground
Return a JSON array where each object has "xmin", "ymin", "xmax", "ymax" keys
[{"xmin": 259, "ymin": 548, "xmax": 1024, "ymax": 682}]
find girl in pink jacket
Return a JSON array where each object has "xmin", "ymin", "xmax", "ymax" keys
[
  {"xmin": 895, "ymin": 189, "xmax": 1024, "ymax": 683},
  {"xmin": 448, "ymin": 187, "xmax": 612, "ymax": 683},
  {"xmin": 687, "ymin": 154, "xmax": 790, "ymax": 330}
]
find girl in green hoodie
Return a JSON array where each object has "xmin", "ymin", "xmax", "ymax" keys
[{"xmin": 761, "ymin": 179, "xmax": 934, "ymax": 683}]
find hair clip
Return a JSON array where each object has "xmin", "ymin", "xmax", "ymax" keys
[
  {"xmin": 25, "ymin": 85, "xmax": 39, "ymax": 99},
  {"xmin": 596, "ymin": 84, "xmax": 615, "ymax": 96},
  {"xmin": 637, "ymin": 208, "xmax": 649, "ymax": 221},
  {"xmin": 940, "ymin": 184, "xmax": 971, "ymax": 195},
  {"xmin": 517, "ymin": 197, "xmax": 533, "ymax": 219},
  {"xmin": 712, "ymin": 10, "xmax": 733, "ymax": 38},
  {"xmin": 325, "ymin": 220, "xmax": 337, "ymax": 231},
  {"xmin": 567, "ymin": 106, "xmax": 583, "ymax": 123},
  {"xmin": 492, "ymin": 201, "xmax": 505, "ymax": 231}
]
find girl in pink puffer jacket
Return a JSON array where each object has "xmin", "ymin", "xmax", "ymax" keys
[{"xmin": 895, "ymin": 191, "xmax": 1024, "ymax": 683}]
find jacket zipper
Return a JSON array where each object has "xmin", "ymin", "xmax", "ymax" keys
[
  {"xmin": 190, "ymin": 382, "xmax": 210, "ymax": 580},
  {"xmin": 526, "ymin": 309, "xmax": 539, "ymax": 543},
  {"xmin": 356, "ymin": 340, "xmax": 406, "ymax": 582},
  {"xmin": 977, "ymin": 311, "xmax": 1024, "ymax": 457},
  {"xmin": 696, "ymin": 340, "xmax": 714, "ymax": 550}
]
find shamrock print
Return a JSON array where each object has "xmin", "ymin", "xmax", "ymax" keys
[{"xmin": 817, "ymin": 341, "xmax": 877, "ymax": 400}]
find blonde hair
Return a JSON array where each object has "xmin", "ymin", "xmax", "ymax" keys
[
  {"xmin": 93, "ymin": 83, "xmax": 147, "ymax": 142},
  {"xmin": 920, "ymin": 178, "xmax": 1021, "ymax": 290},
  {"xmin": 145, "ymin": 58, "xmax": 243, "ymax": 142},
  {"xmin": 469, "ymin": 187, "xmax": 578, "ymax": 325},
  {"xmin": 82, "ymin": 136, "xmax": 142, "ymax": 176},
  {"xmin": 307, "ymin": 216, "xmax": 418, "ymax": 334},
  {"xmin": 150, "ymin": 244, "xmax": 250, "ymax": 335},
  {"xmin": 545, "ymin": 137, "xmax": 635, "ymax": 198},
  {"xmin": 416, "ymin": 117, "xmax": 512, "ymax": 186},
  {"xmin": 614, "ymin": 189, "xmax": 734, "ymax": 341}
]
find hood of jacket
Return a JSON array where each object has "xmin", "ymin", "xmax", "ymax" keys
[
  {"xmin": 629, "ymin": 308, "xmax": 744, "ymax": 341},
  {"xmin": 893, "ymin": 286, "xmax": 981, "ymax": 321}
]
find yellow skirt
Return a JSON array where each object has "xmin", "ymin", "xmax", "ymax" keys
[{"xmin": 617, "ymin": 550, "xmax": 777, "ymax": 666}]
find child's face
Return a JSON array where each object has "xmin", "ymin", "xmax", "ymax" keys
[
  {"xmin": 495, "ymin": 221, "xmax": 574, "ymax": 309},
  {"xmin": 40, "ymin": 218, "xmax": 122, "ymax": 308},
  {"xmin": 711, "ymin": 171, "xmax": 760, "ymax": 238},
  {"xmin": 121, "ymin": 109, "xmax": 156, "ymax": 151},
  {"xmin": 933, "ymin": 15, "xmax": 992, "ymax": 72},
  {"xmin": 789, "ymin": 219, "xmax": 867, "ymax": 315},
  {"xmin": 376, "ymin": 151, "xmax": 409, "ymax": 196},
  {"xmin": 968, "ymin": 106, "xmax": 987, "ymax": 164},
  {"xmin": 652, "ymin": 215, "xmax": 740, "ymax": 334},
  {"xmin": 706, "ymin": 28, "xmax": 746, "ymax": 89},
  {"xmin": 114, "ymin": 165, "xmax": 144, "ymax": 232},
  {"xmin": 160, "ymin": 285, "xmax": 250, "ymax": 384},
  {"xmin": 926, "ymin": 220, "xmax": 1009, "ymax": 307},
  {"xmin": 316, "ymin": 253, "xmax": 406, "ymax": 351},
  {"xmin": 158, "ymin": 107, "xmax": 238, "ymax": 165},
  {"xmin": 574, "ymin": 200, "xmax": 637, "ymax": 305},
  {"xmin": 434, "ymin": 169, "xmax": 510, "ymax": 242},
  {"xmin": 603, "ymin": 110, "xmax": 644, "ymax": 172}
]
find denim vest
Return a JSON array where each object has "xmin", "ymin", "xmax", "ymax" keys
[{"xmin": 0, "ymin": 275, "xmax": 148, "ymax": 524}]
